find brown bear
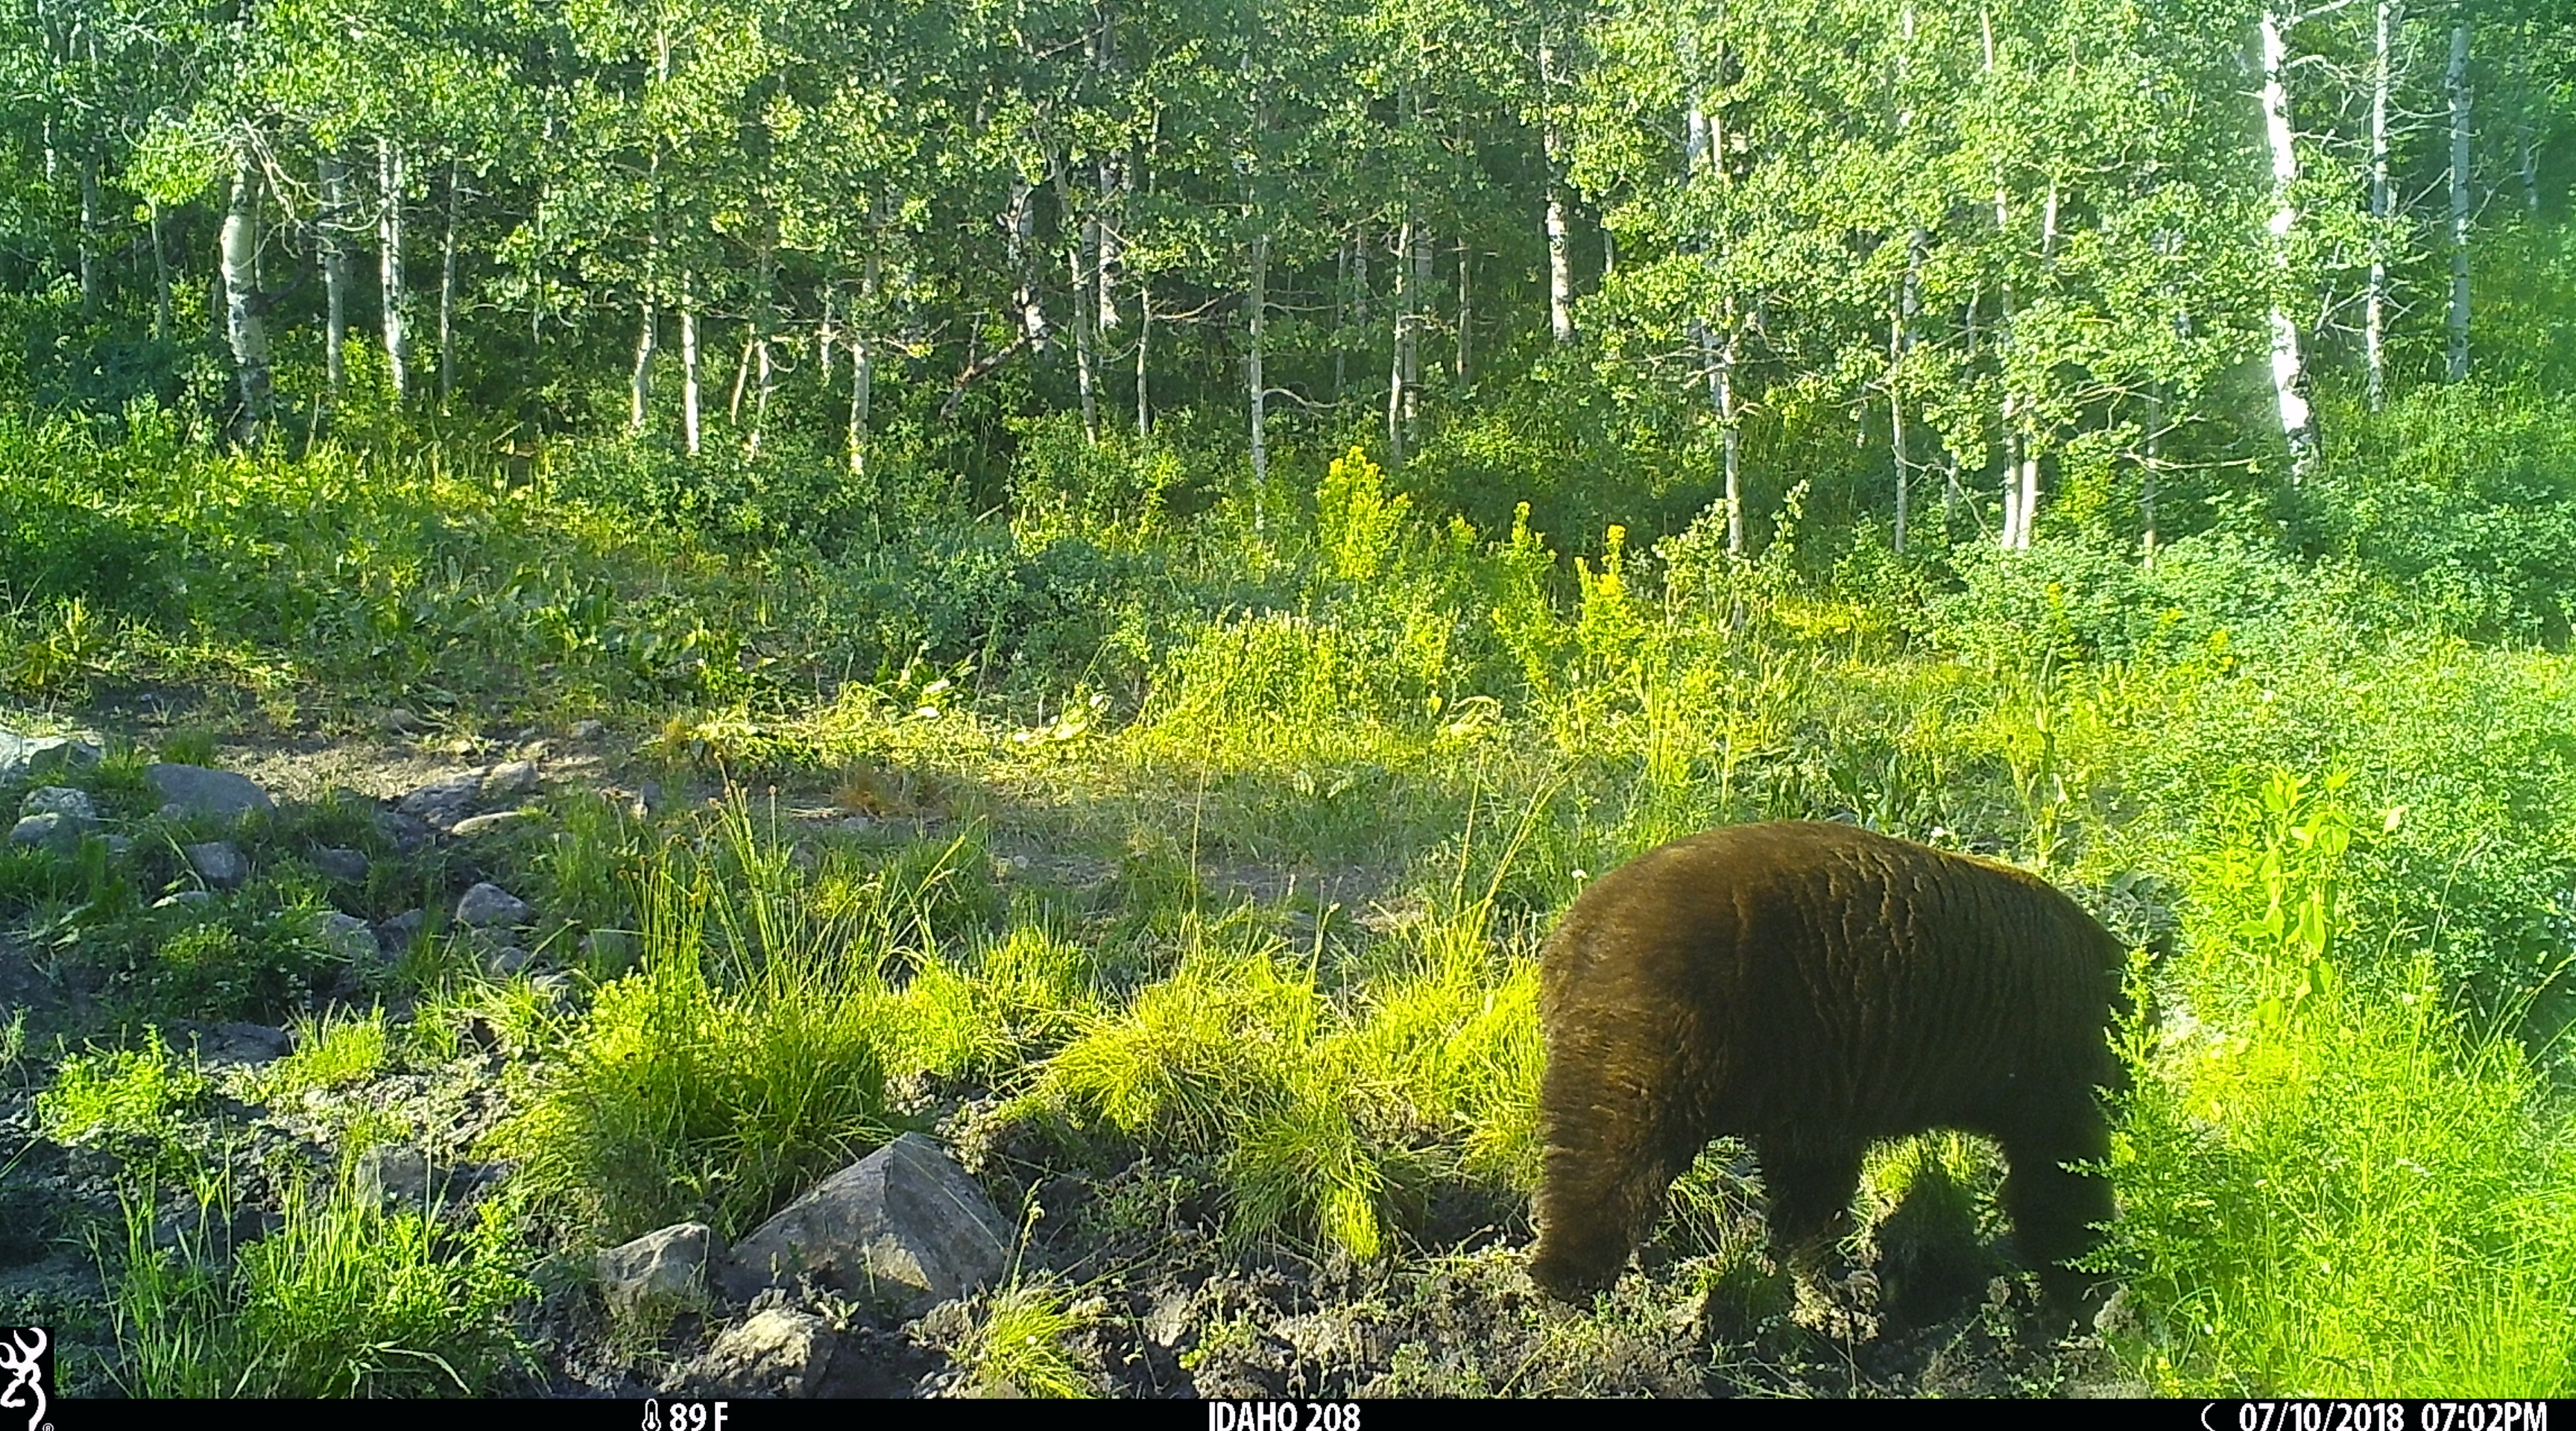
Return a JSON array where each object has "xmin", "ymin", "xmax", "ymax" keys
[{"xmin": 1528, "ymin": 821, "xmax": 2130, "ymax": 1319}]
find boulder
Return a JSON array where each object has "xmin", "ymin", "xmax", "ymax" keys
[
  {"xmin": 684, "ymin": 1310, "xmax": 838, "ymax": 1398},
  {"xmin": 147, "ymin": 763, "xmax": 274, "ymax": 822},
  {"xmin": 310, "ymin": 847, "xmax": 370, "ymax": 883},
  {"xmin": 455, "ymin": 882, "xmax": 531, "ymax": 928},
  {"xmin": 184, "ymin": 841, "xmax": 250, "ymax": 891},
  {"xmin": 20, "ymin": 786, "xmax": 97, "ymax": 821},
  {"xmin": 596, "ymin": 1222, "xmax": 718, "ymax": 1316},
  {"xmin": 355, "ymin": 1144, "xmax": 441, "ymax": 1205},
  {"xmin": 0, "ymin": 730, "xmax": 101, "ymax": 783},
  {"xmin": 315, "ymin": 912, "xmax": 377, "ymax": 962},
  {"xmin": 569, "ymin": 719, "xmax": 606, "ymax": 742},
  {"xmin": 482, "ymin": 761, "xmax": 539, "ymax": 800},
  {"xmin": 716, "ymin": 1133, "xmax": 1010, "ymax": 1310},
  {"xmin": 395, "ymin": 771, "xmax": 486, "ymax": 830},
  {"xmin": 192, "ymin": 1021, "xmax": 291, "ymax": 1064},
  {"xmin": 375, "ymin": 909, "xmax": 427, "ymax": 958},
  {"xmin": 9, "ymin": 813, "xmax": 86, "ymax": 855}
]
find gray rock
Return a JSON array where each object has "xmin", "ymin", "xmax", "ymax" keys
[
  {"xmin": 9, "ymin": 812, "xmax": 85, "ymax": 854},
  {"xmin": 1143, "ymin": 1287, "xmax": 1194, "ymax": 1348},
  {"xmin": 153, "ymin": 889, "xmax": 216, "ymax": 911},
  {"xmin": 0, "ymin": 730, "xmax": 101, "ymax": 783},
  {"xmin": 482, "ymin": 761, "xmax": 539, "ymax": 801},
  {"xmin": 686, "ymin": 1310, "xmax": 837, "ymax": 1398},
  {"xmin": 356, "ymin": 1144, "xmax": 440, "ymax": 1205},
  {"xmin": 450, "ymin": 809, "xmax": 536, "ymax": 838},
  {"xmin": 486, "ymin": 946, "xmax": 534, "ymax": 977},
  {"xmin": 102, "ymin": 833, "xmax": 133, "ymax": 858},
  {"xmin": 315, "ymin": 912, "xmax": 377, "ymax": 961},
  {"xmin": 184, "ymin": 841, "xmax": 250, "ymax": 890},
  {"xmin": 395, "ymin": 770, "xmax": 487, "ymax": 829},
  {"xmin": 376, "ymin": 809, "xmax": 433, "ymax": 853},
  {"xmin": 375, "ymin": 909, "xmax": 426, "ymax": 958},
  {"xmin": 310, "ymin": 847, "xmax": 370, "ymax": 882},
  {"xmin": 195, "ymin": 1021, "xmax": 291, "ymax": 1064},
  {"xmin": 455, "ymin": 882, "xmax": 531, "ymax": 928},
  {"xmin": 596, "ymin": 1222, "xmax": 718, "ymax": 1316},
  {"xmin": 146, "ymin": 763, "xmax": 274, "ymax": 822},
  {"xmin": 717, "ymin": 1133, "xmax": 1011, "ymax": 1310},
  {"xmin": 380, "ymin": 707, "xmax": 424, "ymax": 734},
  {"xmin": 570, "ymin": 719, "xmax": 606, "ymax": 742},
  {"xmin": 20, "ymin": 786, "xmax": 97, "ymax": 821},
  {"xmin": 631, "ymin": 781, "xmax": 663, "ymax": 819},
  {"xmin": 581, "ymin": 928, "xmax": 640, "ymax": 972}
]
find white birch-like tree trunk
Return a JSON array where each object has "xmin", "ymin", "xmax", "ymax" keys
[
  {"xmin": 440, "ymin": 159, "xmax": 462, "ymax": 411},
  {"xmin": 851, "ymin": 240, "xmax": 877, "ymax": 476},
  {"xmin": 148, "ymin": 198, "xmax": 171, "ymax": 342},
  {"xmin": 1386, "ymin": 213, "xmax": 1413, "ymax": 464},
  {"xmin": 681, "ymin": 268, "xmax": 701, "ymax": 455},
  {"xmin": 2259, "ymin": 8, "xmax": 2317, "ymax": 478},
  {"xmin": 321, "ymin": 153, "xmax": 350, "ymax": 408},
  {"xmin": 78, "ymin": 160, "xmax": 98, "ymax": 316},
  {"xmin": 2447, "ymin": 19, "xmax": 2471, "ymax": 383},
  {"xmin": 220, "ymin": 158, "xmax": 275, "ymax": 443},
  {"xmin": 1541, "ymin": 42, "xmax": 1575, "ymax": 345},
  {"xmin": 1456, "ymin": 244, "xmax": 1471, "ymax": 382},
  {"xmin": 379, "ymin": 138, "xmax": 411, "ymax": 406},
  {"xmin": 1134, "ymin": 280, "xmax": 1151, "ymax": 437},
  {"xmin": 2367, "ymin": 0, "xmax": 2397, "ymax": 411},
  {"xmin": 1247, "ymin": 229, "xmax": 1269, "ymax": 507}
]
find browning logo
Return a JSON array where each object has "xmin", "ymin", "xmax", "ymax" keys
[{"xmin": 0, "ymin": 1328, "xmax": 48, "ymax": 1431}]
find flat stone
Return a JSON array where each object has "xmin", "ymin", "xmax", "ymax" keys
[
  {"xmin": 153, "ymin": 889, "xmax": 215, "ymax": 911},
  {"xmin": 310, "ymin": 847, "xmax": 370, "ymax": 882},
  {"xmin": 717, "ymin": 1133, "xmax": 1010, "ymax": 1310},
  {"xmin": 569, "ymin": 719, "xmax": 605, "ymax": 742},
  {"xmin": 482, "ymin": 761, "xmax": 539, "ymax": 801},
  {"xmin": 315, "ymin": 912, "xmax": 377, "ymax": 961},
  {"xmin": 396, "ymin": 770, "xmax": 487, "ymax": 829},
  {"xmin": 686, "ymin": 1309, "xmax": 837, "ymax": 1398},
  {"xmin": 146, "ymin": 764, "xmax": 274, "ymax": 822},
  {"xmin": 356, "ymin": 1144, "xmax": 441, "ymax": 1205},
  {"xmin": 596, "ymin": 1222, "xmax": 718, "ymax": 1316},
  {"xmin": 9, "ymin": 812, "xmax": 85, "ymax": 854},
  {"xmin": 192, "ymin": 1021, "xmax": 290, "ymax": 1064},
  {"xmin": 375, "ymin": 909, "xmax": 426, "ymax": 958},
  {"xmin": 20, "ymin": 786, "xmax": 97, "ymax": 821},
  {"xmin": 380, "ymin": 707, "xmax": 424, "ymax": 734},
  {"xmin": 455, "ymin": 882, "xmax": 531, "ymax": 928},
  {"xmin": 184, "ymin": 841, "xmax": 250, "ymax": 890},
  {"xmin": 450, "ymin": 809, "xmax": 537, "ymax": 838},
  {"xmin": 0, "ymin": 730, "xmax": 101, "ymax": 783}
]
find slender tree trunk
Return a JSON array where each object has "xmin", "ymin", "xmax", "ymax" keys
[
  {"xmin": 440, "ymin": 159, "xmax": 461, "ymax": 411},
  {"xmin": 631, "ymin": 301, "xmax": 657, "ymax": 437},
  {"xmin": 2367, "ymin": 0, "xmax": 2397, "ymax": 411},
  {"xmin": 1386, "ymin": 214, "xmax": 1412, "ymax": 464},
  {"xmin": 1686, "ymin": 60, "xmax": 1740, "ymax": 557},
  {"xmin": 148, "ymin": 199, "xmax": 171, "ymax": 342},
  {"xmin": 219, "ymin": 158, "xmax": 274, "ymax": 444},
  {"xmin": 681, "ymin": 268, "xmax": 702, "ymax": 455},
  {"xmin": 1720, "ymin": 317, "xmax": 1742, "ymax": 557},
  {"xmin": 379, "ymin": 137, "xmax": 411, "ymax": 406},
  {"xmin": 1134, "ymin": 279, "xmax": 1151, "ymax": 438},
  {"xmin": 1006, "ymin": 174, "xmax": 1047, "ymax": 353},
  {"xmin": 2447, "ymin": 19, "xmax": 2472, "ymax": 383},
  {"xmin": 320, "ymin": 154, "xmax": 350, "ymax": 408},
  {"xmin": 78, "ymin": 159, "xmax": 99, "ymax": 316},
  {"xmin": 1056, "ymin": 159, "xmax": 1100, "ymax": 443},
  {"xmin": 1455, "ymin": 243, "xmax": 1471, "ymax": 382},
  {"xmin": 1333, "ymin": 236, "xmax": 1350, "ymax": 399},
  {"xmin": 2259, "ymin": 8, "xmax": 2318, "ymax": 478},
  {"xmin": 1247, "ymin": 229, "xmax": 1269, "ymax": 516},
  {"xmin": 1407, "ymin": 214, "xmax": 1430, "ymax": 434},
  {"xmin": 852, "ymin": 240, "xmax": 877, "ymax": 476},
  {"xmin": 1541, "ymin": 43, "xmax": 1575, "ymax": 345},
  {"xmin": 2142, "ymin": 386, "xmax": 2162, "ymax": 564}
]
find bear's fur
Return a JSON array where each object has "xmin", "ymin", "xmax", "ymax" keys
[{"xmin": 1528, "ymin": 821, "xmax": 2129, "ymax": 1315}]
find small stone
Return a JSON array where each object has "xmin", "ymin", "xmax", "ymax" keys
[
  {"xmin": 198, "ymin": 1021, "xmax": 291, "ymax": 1064},
  {"xmin": 376, "ymin": 810, "xmax": 433, "ymax": 853},
  {"xmin": 154, "ymin": 889, "xmax": 215, "ymax": 911},
  {"xmin": 145, "ymin": 763, "xmax": 275, "ymax": 821},
  {"xmin": 569, "ymin": 719, "xmax": 606, "ymax": 742},
  {"xmin": 380, "ymin": 707, "xmax": 424, "ymax": 734},
  {"xmin": 446, "ymin": 737, "xmax": 479, "ymax": 756},
  {"xmin": 315, "ymin": 912, "xmax": 377, "ymax": 961},
  {"xmin": 376, "ymin": 908, "xmax": 426, "ymax": 958},
  {"xmin": 311, "ymin": 847, "xmax": 370, "ymax": 882},
  {"xmin": 455, "ymin": 882, "xmax": 532, "ymax": 928},
  {"xmin": 355, "ymin": 1144, "xmax": 440, "ymax": 1205},
  {"xmin": 20, "ymin": 786, "xmax": 98, "ymax": 821},
  {"xmin": 686, "ymin": 1310, "xmax": 837, "ymax": 1398},
  {"xmin": 450, "ymin": 809, "xmax": 537, "ymax": 838},
  {"xmin": 184, "ymin": 841, "xmax": 250, "ymax": 891},
  {"xmin": 631, "ymin": 781, "xmax": 663, "ymax": 819},
  {"xmin": 511, "ymin": 727, "xmax": 540, "ymax": 745},
  {"xmin": 717, "ymin": 1133, "xmax": 1011, "ymax": 1310},
  {"xmin": 482, "ymin": 761, "xmax": 539, "ymax": 801},
  {"xmin": 1143, "ymin": 1288, "xmax": 1193, "ymax": 1348},
  {"xmin": 396, "ymin": 771, "xmax": 487, "ymax": 829},
  {"xmin": 0, "ymin": 730, "xmax": 102, "ymax": 783},
  {"xmin": 596, "ymin": 1222, "xmax": 718, "ymax": 1316},
  {"xmin": 9, "ymin": 813, "xmax": 82, "ymax": 854},
  {"xmin": 487, "ymin": 946, "xmax": 534, "ymax": 977},
  {"xmin": 517, "ymin": 740, "xmax": 552, "ymax": 761},
  {"xmin": 838, "ymin": 815, "xmax": 876, "ymax": 833},
  {"xmin": 102, "ymin": 833, "xmax": 133, "ymax": 857}
]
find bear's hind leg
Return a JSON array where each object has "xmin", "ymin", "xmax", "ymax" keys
[
  {"xmin": 1997, "ymin": 1093, "xmax": 2117, "ymax": 1327},
  {"xmin": 1758, "ymin": 1135, "xmax": 1876, "ymax": 1338}
]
